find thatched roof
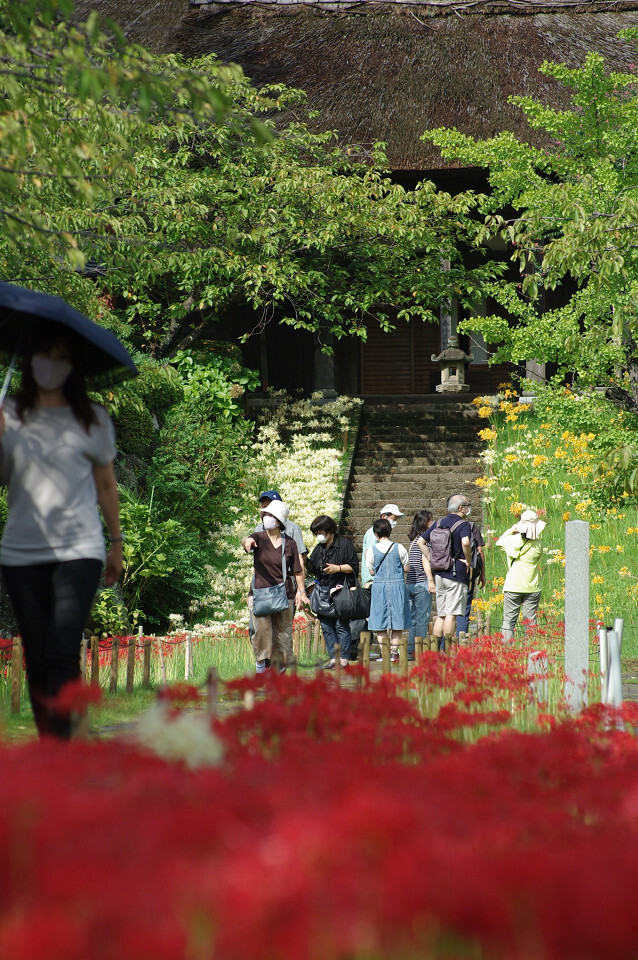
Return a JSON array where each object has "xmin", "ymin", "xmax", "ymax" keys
[{"xmin": 73, "ymin": 0, "xmax": 638, "ymax": 169}]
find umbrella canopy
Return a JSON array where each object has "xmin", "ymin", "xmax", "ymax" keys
[{"xmin": 0, "ymin": 282, "xmax": 138, "ymax": 388}]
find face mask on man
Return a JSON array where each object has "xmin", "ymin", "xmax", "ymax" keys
[
  {"xmin": 31, "ymin": 354, "xmax": 72, "ymax": 391},
  {"xmin": 315, "ymin": 534, "xmax": 327, "ymax": 544},
  {"xmin": 388, "ymin": 519, "xmax": 397, "ymax": 530},
  {"xmin": 262, "ymin": 515, "xmax": 278, "ymax": 531},
  {"xmin": 464, "ymin": 506, "xmax": 472, "ymax": 517}
]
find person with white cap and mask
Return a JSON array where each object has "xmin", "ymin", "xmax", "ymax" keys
[{"xmin": 496, "ymin": 509, "xmax": 546, "ymax": 641}]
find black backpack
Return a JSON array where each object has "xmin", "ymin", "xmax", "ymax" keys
[
  {"xmin": 469, "ymin": 522, "xmax": 483, "ymax": 574},
  {"xmin": 428, "ymin": 519, "xmax": 464, "ymax": 573}
]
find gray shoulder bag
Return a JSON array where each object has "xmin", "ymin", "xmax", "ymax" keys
[{"xmin": 252, "ymin": 533, "xmax": 290, "ymax": 617}]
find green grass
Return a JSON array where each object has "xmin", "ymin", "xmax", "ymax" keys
[{"xmin": 0, "ymin": 626, "xmax": 331, "ymax": 739}]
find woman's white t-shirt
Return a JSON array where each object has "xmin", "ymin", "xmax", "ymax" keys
[
  {"xmin": 366, "ymin": 539, "xmax": 409, "ymax": 578},
  {"xmin": 0, "ymin": 399, "xmax": 116, "ymax": 565}
]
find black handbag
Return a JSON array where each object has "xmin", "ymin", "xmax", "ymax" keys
[
  {"xmin": 332, "ymin": 578, "xmax": 371, "ymax": 620},
  {"xmin": 309, "ymin": 582, "xmax": 337, "ymax": 620},
  {"xmin": 252, "ymin": 534, "xmax": 290, "ymax": 617}
]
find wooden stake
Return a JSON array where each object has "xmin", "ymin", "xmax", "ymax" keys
[
  {"xmin": 361, "ymin": 630, "xmax": 371, "ymax": 671},
  {"xmin": 313, "ymin": 620, "xmax": 321, "ymax": 657},
  {"xmin": 157, "ymin": 637, "xmax": 167, "ymax": 686},
  {"xmin": 207, "ymin": 667, "xmax": 218, "ymax": 718},
  {"xmin": 305, "ymin": 621, "xmax": 313, "ymax": 658},
  {"xmin": 292, "ymin": 623, "xmax": 300, "ymax": 660},
  {"xmin": 80, "ymin": 633, "xmax": 87, "ymax": 680},
  {"xmin": 10, "ymin": 637, "xmax": 21, "ymax": 714},
  {"xmin": 381, "ymin": 636, "xmax": 391, "ymax": 674},
  {"xmin": 334, "ymin": 643, "xmax": 341, "ymax": 684},
  {"xmin": 142, "ymin": 629, "xmax": 151, "ymax": 689},
  {"xmin": 90, "ymin": 635, "xmax": 100, "ymax": 687},
  {"xmin": 415, "ymin": 635, "xmax": 424, "ymax": 658},
  {"xmin": 109, "ymin": 637, "xmax": 120, "ymax": 694},
  {"xmin": 126, "ymin": 632, "xmax": 136, "ymax": 694},
  {"xmin": 185, "ymin": 631, "xmax": 192, "ymax": 680},
  {"xmin": 485, "ymin": 614, "xmax": 492, "ymax": 635},
  {"xmin": 398, "ymin": 636, "xmax": 408, "ymax": 677}
]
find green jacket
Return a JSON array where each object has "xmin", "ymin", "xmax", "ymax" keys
[{"xmin": 496, "ymin": 531, "xmax": 542, "ymax": 593}]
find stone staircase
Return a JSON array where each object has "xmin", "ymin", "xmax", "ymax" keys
[{"xmin": 342, "ymin": 400, "xmax": 484, "ymax": 552}]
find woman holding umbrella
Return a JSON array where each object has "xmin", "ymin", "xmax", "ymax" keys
[{"xmin": 0, "ymin": 284, "xmax": 135, "ymax": 738}]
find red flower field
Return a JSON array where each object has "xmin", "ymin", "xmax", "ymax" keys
[{"xmin": 1, "ymin": 639, "xmax": 637, "ymax": 960}]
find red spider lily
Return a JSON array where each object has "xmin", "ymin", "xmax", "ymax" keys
[{"xmin": 47, "ymin": 679, "xmax": 103, "ymax": 714}]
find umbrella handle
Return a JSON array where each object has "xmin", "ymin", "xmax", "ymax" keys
[{"xmin": 0, "ymin": 352, "xmax": 18, "ymax": 409}]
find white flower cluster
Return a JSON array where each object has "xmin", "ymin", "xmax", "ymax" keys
[{"xmin": 189, "ymin": 398, "xmax": 356, "ymax": 628}]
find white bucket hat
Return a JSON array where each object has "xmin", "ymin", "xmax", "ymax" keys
[
  {"xmin": 516, "ymin": 509, "xmax": 546, "ymax": 539},
  {"xmin": 261, "ymin": 500, "xmax": 289, "ymax": 527},
  {"xmin": 380, "ymin": 503, "xmax": 404, "ymax": 517}
]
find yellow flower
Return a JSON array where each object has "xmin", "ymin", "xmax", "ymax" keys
[
  {"xmin": 617, "ymin": 545, "xmax": 625, "ymax": 553},
  {"xmin": 510, "ymin": 501, "xmax": 525, "ymax": 516},
  {"xmin": 505, "ymin": 413, "xmax": 519, "ymax": 423},
  {"xmin": 592, "ymin": 575, "xmax": 604, "ymax": 585},
  {"xmin": 554, "ymin": 448, "xmax": 567, "ymax": 459},
  {"xmin": 598, "ymin": 545, "xmax": 611, "ymax": 553},
  {"xmin": 532, "ymin": 455, "xmax": 549, "ymax": 468},
  {"xmin": 518, "ymin": 403, "xmax": 531, "ymax": 412},
  {"xmin": 478, "ymin": 427, "xmax": 497, "ymax": 442},
  {"xmin": 563, "ymin": 482, "xmax": 573, "ymax": 491},
  {"xmin": 478, "ymin": 406, "xmax": 493, "ymax": 418},
  {"xmin": 575, "ymin": 501, "xmax": 591, "ymax": 514},
  {"xmin": 562, "ymin": 511, "xmax": 571, "ymax": 521},
  {"xmin": 504, "ymin": 454, "xmax": 519, "ymax": 463}
]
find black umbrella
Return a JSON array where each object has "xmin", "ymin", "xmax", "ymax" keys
[{"xmin": 0, "ymin": 282, "xmax": 138, "ymax": 396}]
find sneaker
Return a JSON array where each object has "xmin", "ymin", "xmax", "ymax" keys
[
  {"xmin": 407, "ymin": 653, "xmax": 416, "ymax": 662},
  {"xmin": 390, "ymin": 652, "xmax": 399, "ymax": 664},
  {"xmin": 323, "ymin": 659, "xmax": 336, "ymax": 670},
  {"xmin": 339, "ymin": 658, "xmax": 349, "ymax": 668}
]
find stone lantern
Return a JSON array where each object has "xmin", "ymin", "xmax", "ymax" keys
[{"xmin": 431, "ymin": 336, "xmax": 473, "ymax": 393}]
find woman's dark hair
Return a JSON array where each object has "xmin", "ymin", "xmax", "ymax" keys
[
  {"xmin": 409, "ymin": 510, "xmax": 434, "ymax": 541},
  {"xmin": 16, "ymin": 330, "xmax": 97, "ymax": 431},
  {"xmin": 310, "ymin": 515, "xmax": 338, "ymax": 536},
  {"xmin": 373, "ymin": 518, "xmax": 392, "ymax": 539}
]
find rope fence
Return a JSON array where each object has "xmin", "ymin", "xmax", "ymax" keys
[{"xmin": 0, "ymin": 611, "xmax": 499, "ymax": 715}]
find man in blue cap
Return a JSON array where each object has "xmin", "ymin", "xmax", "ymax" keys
[{"xmin": 242, "ymin": 489, "xmax": 307, "ymax": 577}]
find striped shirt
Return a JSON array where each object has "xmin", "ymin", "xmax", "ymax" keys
[{"xmin": 407, "ymin": 538, "xmax": 427, "ymax": 583}]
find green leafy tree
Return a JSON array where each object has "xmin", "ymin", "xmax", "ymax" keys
[
  {"xmin": 425, "ymin": 41, "xmax": 638, "ymax": 405},
  {"xmin": 0, "ymin": 2, "xmax": 502, "ymax": 354}
]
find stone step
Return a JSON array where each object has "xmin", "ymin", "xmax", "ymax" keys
[{"xmin": 352, "ymin": 467, "xmax": 481, "ymax": 481}]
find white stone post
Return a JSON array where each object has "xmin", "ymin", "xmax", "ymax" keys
[{"xmin": 564, "ymin": 520, "xmax": 590, "ymax": 712}]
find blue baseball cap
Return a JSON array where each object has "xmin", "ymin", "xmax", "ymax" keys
[{"xmin": 259, "ymin": 490, "xmax": 282, "ymax": 502}]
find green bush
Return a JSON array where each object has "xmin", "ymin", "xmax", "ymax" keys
[
  {"xmin": 113, "ymin": 397, "xmax": 156, "ymax": 457},
  {"xmin": 135, "ymin": 364, "xmax": 184, "ymax": 413}
]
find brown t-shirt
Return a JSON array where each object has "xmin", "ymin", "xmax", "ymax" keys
[{"xmin": 253, "ymin": 530, "xmax": 301, "ymax": 599}]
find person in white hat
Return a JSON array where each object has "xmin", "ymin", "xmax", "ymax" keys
[
  {"xmin": 496, "ymin": 509, "xmax": 546, "ymax": 642},
  {"xmin": 248, "ymin": 500, "xmax": 308, "ymax": 672}
]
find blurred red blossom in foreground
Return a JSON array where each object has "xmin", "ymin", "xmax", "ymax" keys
[{"xmin": 1, "ymin": 638, "xmax": 638, "ymax": 960}]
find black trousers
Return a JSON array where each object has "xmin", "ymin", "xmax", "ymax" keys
[{"xmin": 2, "ymin": 559, "xmax": 103, "ymax": 738}]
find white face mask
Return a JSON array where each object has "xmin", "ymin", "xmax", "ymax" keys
[
  {"xmin": 388, "ymin": 519, "xmax": 397, "ymax": 529},
  {"xmin": 262, "ymin": 515, "xmax": 278, "ymax": 531},
  {"xmin": 464, "ymin": 506, "xmax": 472, "ymax": 517},
  {"xmin": 315, "ymin": 534, "xmax": 327, "ymax": 544},
  {"xmin": 31, "ymin": 354, "xmax": 72, "ymax": 391}
]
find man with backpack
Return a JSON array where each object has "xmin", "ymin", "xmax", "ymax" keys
[{"xmin": 419, "ymin": 494, "xmax": 472, "ymax": 651}]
